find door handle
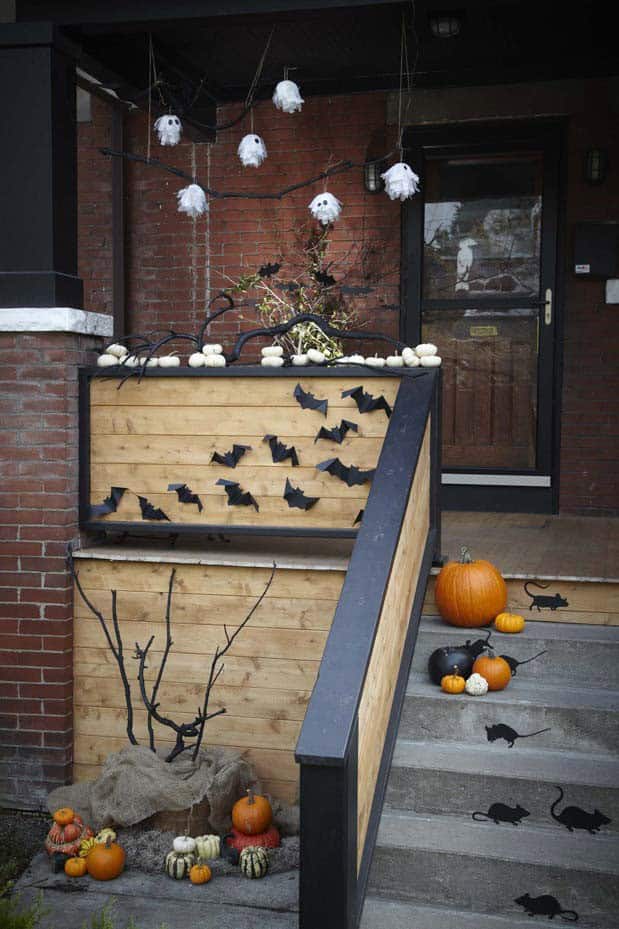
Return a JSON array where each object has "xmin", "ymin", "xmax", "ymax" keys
[{"xmin": 544, "ymin": 288, "xmax": 552, "ymax": 325}]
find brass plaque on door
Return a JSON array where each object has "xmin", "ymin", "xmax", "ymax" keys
[{"xmin": 469, "ymin": 325, "xmax": 498, "ymax": 337}]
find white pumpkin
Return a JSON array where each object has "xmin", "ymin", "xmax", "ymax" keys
[
  {"xmin": 401, "ymin": 347, "xmax": 420, "ymax": 367},
  {"xmin": 386, "ymin": 355, "xmax": 404, "ymax": 368},
  {"xmin": 261, "ymin": 345, "xmax": 284, "ymax": 357},
  {"xmin": 138, "ymin": 356, "xmax": 159, "ymax": 367},
  {"xmin": 420, "ymin": 355, "xmax": 442, "ymax": 367},
  {"xmin": 188, "ymin": 352, "xmax": 206, "ymax": 368},
  {"xmin": 97, "ymin": 354, "xmax": 120, "ymax": 368},
  {"xmin": 365, "ymin": 356, "xmax": 385, "ymax": 369},
  {"xmin": 291, "ymin": 354, "xmax": 309, "ymax": 366},
  {"xmin": 348, "ymin": 354, "xmax": 365, "ymax": 364},
  {"xmin": 173, "ymin": 835, "xmax": 197, "ymax": 855},
  {"xmin": 158, "ymin": 354, "xmax": 181, "ymax": 368},
  {"xmin": 465, "ymin": 673, "xmax": 489, "ymax": 696},
  {"xmin": 414, "ymin": 343, "xmax": 438, "ymax": 357},
  {"xmin": 195, "ymin": 834, "xmax": 220, "ymax": 860},
  {"xmin": 124, "ymin": 355, "xmax": 140, "ymax": 368},
  {"xmin": 202, "ymin": 344, "xmax": 223, "ymax": 356},
  {"xmin": 204, "ymin": 353, "xmax": 226, "ymax": 367},
  {"xmin": 261, "ymin": 356, "xmax": 285, "ymax": 368},
  {"xmin": 306, "ymin": 348, "xmax": 326, "ymax": 365},
  {"xmin": 104, "ymin": 343, "xmax": 127, "ymax": 358}
]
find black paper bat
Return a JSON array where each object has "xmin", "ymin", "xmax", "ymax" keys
[
  {"xmin": 138, "ymin": 495, "xmax": 171, "ymax": 521},
  {"xmin": 89, "ymin": 486, "xmax": 126, "ymax": 518},
  {"xmin": 167, "ymin": 483, "xmax": 204, "ymax": 512},
  {"xmin": 314, "ymin": 270, "xmax": 336, "ymax": 287},
  {"xmin": 283, "ymin": 478, "xmax": 319, "ymax": 511},
  {"xmin": 216, "ymin": 478, "xmax": 259, "ymax": 512},
  {"xmin": 211, "ymin": 444, "xmax": 251, "ymax": 468},
  {"xmin": 314, "ymin": 419, "xmax": 359, "ymax": 444},
  {"xmin": 264, "ymin": 434, "xmax": 299, "ymax": 467},
  {"xmin": 258, "ymin": 262, "xmax": 281, "ymax": 278},
  {"xmin": 294, "ymin": 383, "xmax": 328, "ymax": 416},
  {"xmin": 342, "ymin": 385, "xmax": 392, "ymax": 418},
  {"xmin": 316, "ymin": 458, "xmax": 376, "ymax": 487},
  {"xmin": 354, "ymin": 509, "xmax": 364, "ymax": 526}
]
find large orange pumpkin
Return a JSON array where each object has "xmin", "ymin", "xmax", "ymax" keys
[
  {"xmin": 435, "ymin": 547, "xmax": 507, "ymax": 628},
  {"xmin": 472, "ymin": 654, "xmax": 512, "ymax": 691},
  {"xmin": 86, "ymin": 838, "xmax": 125, "ymax": 881},
  {"xmin": 232, "ymin": 789, "xmax": 272, "ymax": 836}
]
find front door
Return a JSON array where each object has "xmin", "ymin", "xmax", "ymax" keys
[{"xmin": 402, "ymin": 124, "xmax": 562, "ymax": 512}]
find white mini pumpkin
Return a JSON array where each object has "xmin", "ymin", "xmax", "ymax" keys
[
  {"xmin": 415, "ymin": 343, "xmax": 438, "ymax": 357},
  {"xmin": 291, "ymin": 354, "xmax": 309, "ymax": 366},
  {"xmin": 420, "ymin": 355, "xmax": 442, "ymax": 367},
  {"xmin": 365, "ymin": 356, "xmax": 386, "ymax": 369},
  {"xmin": 173, "ymin": 835, "xmax": 197, "ymax": 855},
  {"xmin": 97, "ymin": 354, "xmax": 120, "ymax": 368},
  {"xmin": 202, "ymin": 344, "xmax": 223, "ymax": 356},
  {"xmin": 124, "ymin": 355, "xmax": 140, "ymax": 368},
  {"xmin": 188, "ymin": 352, "xmax": 206, "ymax": 368},
  {"xmin": 104, "ymin": 343, "xmax": 127, "ymax": 358},
  {"xmin": 158, "ymin": 354, "xmax": 180, "ymax": 368},
  {"xmin": 402, "ymin": 347, "xmax": 420, "ymax": 367},
  {"xmin": 261, "ymin": 346, "xmax": 284, "ymax": 358},
  {"xmin": 386, "ymin": 355, "xmax": 404, "ymax": 368},
  {"xmin": 465, "ymin": 673, "xmax": 489, "ymax": 696},
  {"xmin": 195, "ymin": 834, "xmax": 220, "ymax": 860},
  {"xmin": 261, "ymin": 356, "xmax": 285, "ymax": 367},
  {"xmin": 306, "ymin": 348, "xmax": 326, "ymax": 365},
  {"xmin": 204, "ymin": 353, "xmax": 226, "ymax": 367},
  {"xmin": 348, "ymin": 354, "xmax": 365, "ymax": 364}
]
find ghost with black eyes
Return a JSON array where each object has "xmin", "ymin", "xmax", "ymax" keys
[
  {"xmin": 381, "ymin": 162, "xmax": 420, "ymax": 201},
  {"xmin": 154, "ymin": 114, "xmax": 182, "ymax": 146},
  {"xmin": 308, "ymin": 192, "xmax": 342, "ymax": 226},
  {"xmin": 237, "ymin": 134, "xmax": 268, "ymax": 167}
]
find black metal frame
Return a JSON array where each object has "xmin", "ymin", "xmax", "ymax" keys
[
  {"xmin": 78, "ymin": 365, "xmax": 434, "ymax": 541},
  {"xmin": 295, "ymin": 370, "xmax": 440, "ymax": 929},
  {"xmin": 401, "ymin": 121, "xmax": 566, "ymax": 514}
]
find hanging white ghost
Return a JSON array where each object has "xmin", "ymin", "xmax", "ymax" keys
[
  {"xmin": 272, "ymin": 80, "xmax": 304, "ymax": 114},
  {"xmin": 381, "ymin": 162, "xmax": 420, "ymax": 202},
  {"xmin": 308, "ymin": 192, "xmax": 342, "ymax": 226},
  {"xmin": 154, "ymin": 114, "xmax": 182, "ymax": 146},
  {"xmin": 176, "ymin": 184, "xmax": 208, "ymax": 218},
  {"xmin": 237, "ymin": 134, "xmax": 268, "ymax": 168}
]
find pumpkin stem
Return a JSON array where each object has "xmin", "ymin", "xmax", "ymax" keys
[
  {"xmin": 247, "ymin": 788, "xmax": 254, "ymax": 806},
  {"xmin": 460, "ymin": 546, "xmax": 473, "ymax": 564}
]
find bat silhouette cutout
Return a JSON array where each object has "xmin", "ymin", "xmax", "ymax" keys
[
  {"xmin": 316, "ymin": 458, "xmax": 375, "ymax": 487},
  {"xmin": 216, "ymin": 478, "xmax": 259, "ymax": 511},
  {"xmin": 138, "ymin": 495, "xmax": 170, "ymax": 521},
  {"xmin": 314, "ymin": 270, "xmax": 336, "ymax": 287},
  {"xmin": 258, "ymin": 262, "xmax": 281, "ymax": 278},
  {"xmin": 89, "ymin": 486, "xmax": 126, "ymax": 518},
  {"xmin": 342, "ymin": 385, "xmax": 392, "ymax": 418},
  {"xmin": 354, "ymin": 509, "xmax": 364, "ymax": 526},
  {"xmin": 167, "ymin": 483, "xmax": 204, "ymax": 513},
  {"xmin": 264, "ymin": 435, "xmax": 299, "ymax": 466},
  {"xmin": 211, "ymin": 444, "xmax": 251, "ymax": 468},
  {"xmin": 283, "ymin": 478, "xmax": 319, "ymax": 511},
  {"xmin": 315, "ymin": 419, "xmax": 359, "ymax": 444},
  {"xmin": 294, "ymin": 383, "xmax": 328, "ymax": 416}
]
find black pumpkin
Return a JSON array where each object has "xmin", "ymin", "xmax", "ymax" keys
[{"xmin": 428, "ymin": 646, "xmax": 475, "ymax": 684}]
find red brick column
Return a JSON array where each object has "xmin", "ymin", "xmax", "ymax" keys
[{"xmin": 0, "ymin": 329, "xmax": 103, "ymax": 809}]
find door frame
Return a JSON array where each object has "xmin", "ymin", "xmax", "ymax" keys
[{"xmin": 400, "ymin": 119, "xmax": 566, "ymax": 513}]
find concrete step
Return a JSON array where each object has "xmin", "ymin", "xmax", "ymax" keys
[
  {"xmin": 361, "ymin": 897, "xmax": 568, "ymax": 929},
  {"xmin": 386, "ymin": 739, "xmax": 619, "ymax": 831},
  {"xmin": 368, "ymin": 810, "xmax": 619, "ymax": 927},
  {"xmin": 414, "ymin": 616, "xmax": 619, "ymax": 689},
  {"xmin": 401, "ymin": 673, "xmax": 619, "ymax": 754}
]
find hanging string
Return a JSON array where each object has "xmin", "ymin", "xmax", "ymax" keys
[
  {"xmin": 147, "ymin": 35, "xmax": 154, "ymax": 164},
  {"xmin": 397, "ymin": 13, "xmax": 406, "ymax": 156}
]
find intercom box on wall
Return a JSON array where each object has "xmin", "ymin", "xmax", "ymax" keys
[{"xmin": 573, "ymin": 223, "xmax": 619, "ymax": 278}]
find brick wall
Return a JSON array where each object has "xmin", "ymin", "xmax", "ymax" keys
[{"xmin": 0, "ymin": 332, "xmax": 101, "ymax": 809}]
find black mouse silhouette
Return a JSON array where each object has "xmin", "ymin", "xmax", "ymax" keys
[
  {"xmin": 485, "ymin": 723, "xmax": 551, "ymax": 748},
  {"xmin": 501, "ymin": 649, "xmax": 547, "ymax": 676},
  {"xmin": 515, "ymin": 893, "xmax": 578, "ymax": 921},
  {"xmin": 464, "ymin": 629, "xmax": 493, "ymax": 658},
  {"xmin": 551, "ymin": 786, "xmax": 612, "ymax": 834},
  {"xmin": 472, "ymin": 802, "xmax": 530, "ymax": 825},
  {"xmin": 524, "ymin": 581, "xmax": 568, "ymax": 611}
]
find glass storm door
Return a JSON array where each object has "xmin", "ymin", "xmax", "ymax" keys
[{"xmin": 402, "ymin": 126, "xmax": 561, "ymax": 512}]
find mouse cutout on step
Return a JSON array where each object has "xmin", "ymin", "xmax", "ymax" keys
[
  {"xmin": 472, "ymin": 802, "xmax": 530, "ymax": 826},
  {"xmin": 551, "ymin": 786, "xmax": 612, "ymax": 834},
  {"xmin": 514, "ymin": 893, "xmax": 578, "ymax": 921},
  {"xmin": 524, "ymin": 581, "xmax": 569, "ymax": 611},
  {"xmin": 485, "ymin": 723, "xmax": 551, "ymax": 748}
]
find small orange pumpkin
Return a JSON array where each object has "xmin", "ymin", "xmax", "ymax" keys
[
  {"xmin": 494, "ymin": 612, "xmax": 525, "ymax": 634},
  {"xmin": 64, "ymin": 856, "xmax": 88, "ymax": 878},
  {"xmin": 232, "ymin": 789, "xmax": 272, "ymax": 836},
  {"xmin": 86, "ymin": 838, "xmax": 126, "ymax": 881},
  {"xmin": 435, "ymin": 547, "xmax": 507, "ymax": 628},
  {"xmin": 189, "ymin": 863, "xmax": 212, "ymax": 885},
  {"xmin": 472, "ymin": 654, "xmax": 512, "ymax": 691},
  {"xmin": 441, "ymin": 666, "xmax": 466, "ymax": 694},
  {"xmin": 53, "ymin": 807, "xmax": 75, "ymax": 826}
]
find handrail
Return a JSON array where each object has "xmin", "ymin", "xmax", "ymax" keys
[{"xmin": 295, "ymin": 369, "xmax": 441, "ymax": 929}]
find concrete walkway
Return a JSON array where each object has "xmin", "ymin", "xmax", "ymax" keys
[{"xmin": 15, "ymin": 853, "xmax": 299, "ymax": 929}]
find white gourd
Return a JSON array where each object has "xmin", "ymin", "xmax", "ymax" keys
[
  {"xmin": 194, "ymin": 834, "xmax": 220, "ymax": 860},
  {"xmin": 415, "ymin": 343, "xmax": 438, "ymax": 357},
  {"xmin": 188, "ymin": 352, "xmax": 206, "ymax": 368},
  {"xmin": 420, "ymin": 355, "xmax": 442, "ymax": 367},
  {"xmin": 261, "ymin": 345, "xmax": 284, "ymax": 357},
  {"xmin": 104, "ymin": 343, "xmax": 127, "ymax": 358},
  {"xmin": 97, "ymin": 354, "xmax": 120, "ymax": 367},
  {"xmin": 204, "ymin": 353, "xmax": 226, "ymax": 367},
  {"xmin": 261, "ymin": 356, "xmax": 285, "ymax": 367},
  {"xmin": 202, "ymin": 344, "xmax": 223, "ymax": 355},
  {"xmin": 158, "ymin": 354, "xmax": 180, "ymax": 368},
  {"xmin": 365, "ymin": 356, "xmax": 386, "ymax": 369},
  {"xmin": 291, "ymin": 354, "xmax": 309, "ymax": 366},
  {"xmin": 401, "ymin": 347, "xmax": 420, "ymax": 367},
  {"xmin": 306, "ymin": 348, "xmax": 326, "ymax": 364},
  {"xmin": 386, "ymin": 355, "xmax": 404, "ymax": 367},
  {"xmin": 465, "ymin": 673, "xmax": 489, "ymax": 696},
  {"xmin": 124, "ymin": 355, "xmax": 140, "ymax": 368},
  {"xmin": 139, "ymin": 357, "xmax": 158, "ymax": 367},
  {"xmin": 173, "ymin": 835, "xmax": 197, "ymax": 854}
]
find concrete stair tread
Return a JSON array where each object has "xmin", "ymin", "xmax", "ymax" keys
[
  {"xmin": 361, "ymin": 897, "xmax": 560, "ymax": 929},
  {"xmin": 377, "ymin": 810, "xmax": 619, "ymax": 874},
  {"xmin": 407, "ymin": 671, "xmax": 619, "ymax": 709},
  {"xmin": 418, "ymin": 614, "xmax": 619, "ymax": 644},
  {"xmin": 391, "ymin": 738, "xmax": 619, "ymax": 788}
]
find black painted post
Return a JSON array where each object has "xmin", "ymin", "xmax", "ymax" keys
[
  {"xmin": 430, "ymin": 369, "xmax": 443, "ymax": 564},
  {"xmin": 0, "ymin": 22, "xmax": 83, "ymax": 308}
]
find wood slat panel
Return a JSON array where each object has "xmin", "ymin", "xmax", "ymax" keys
[
  {"xmin": 357, "ymin": 421, "xmax": 430, "ymax": 869},
  {"xmin": 90, "ymin": 377, "xmax": 400, "ymax": 409}
]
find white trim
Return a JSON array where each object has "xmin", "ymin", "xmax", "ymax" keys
[
  {"xmin": 442, "ymin": 473, "xmax": 551, "ymax": 487},
  {"xmin": 0, "ymin": 307, "xmax": 113, "ymax": 337}
]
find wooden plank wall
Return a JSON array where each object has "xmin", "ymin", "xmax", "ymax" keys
[
  {"xmin": 88, "ymin": 377, "xmax": 399, "ymax": 531},
  {"xmin": 73, "ymin": 558, "xmax": 347, "ymax": 802},
  {"xmin": 356, "ymin": 420, "xmax": 431, "ymax": 868}
]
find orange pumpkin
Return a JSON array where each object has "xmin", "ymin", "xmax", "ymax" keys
[
  {"xmin": 64, "ymin": 856, "xmax": 88, "ymax": 878},
  {"xmin": 435, "ymin": 547, "xmax": 507, "ymax": 628},
  {"xmin": 440, "ymin": 666, "xmax": 466, "ymax": 694},
  {"xmin": 62, "ymin": 823, "xmax": 81, "ymax": 843},
  {"xmin": 53, "ymin": 807, "xmax": 75, "ymax": 826},
  {"xmin": 494, "ymin": 612, "xmax": 525, "ymax": 634},
  {"xmin": 45, "ymin": 812, "xmax": 93, "ymax": 858},
  {"xmin": 189, "ymin": 863, "xmax": 212, "ymax": 885},
  {"xmin": 472, "ymin": 654, "xmax": 512, "ymax": 691},
  {"xmin": 86, "ymin": 838, "xmax": 126, "ymax": 881},
  {"xmin": 232, "ymin": 789, "xmax": 272, "ymax": 836}
]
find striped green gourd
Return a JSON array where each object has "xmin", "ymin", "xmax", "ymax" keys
[
  {"xmin": 239, "ymin": 846, "xmax": 269, "ymax": 879},
  {"xmin": 165, "ymin": 850, "xmax": 195, "ymax": 879}
]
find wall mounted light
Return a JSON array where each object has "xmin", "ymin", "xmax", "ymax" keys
[
  {"xmin": 364, "ymin": 160, "xmax": 384, "ymax": 193},
  {"xmin": 429, "ymin": 12, "xmax": 463, "ymax": 39},
  {"xmin": 584, "ymin": 149, "xmax": 608, "ymax": 185}
]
